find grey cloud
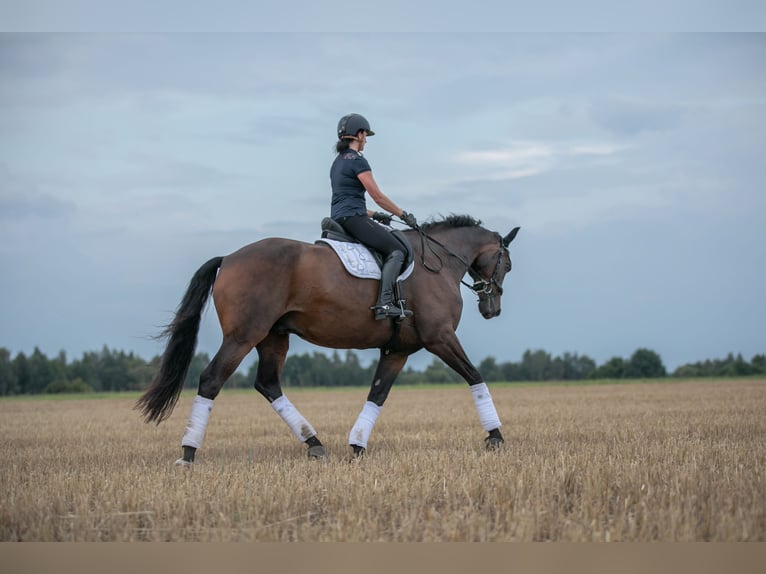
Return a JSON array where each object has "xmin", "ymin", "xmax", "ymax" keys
[
  {"xmin": 0, "ymin": 34, "xmax": 64, "ymax": 77},
  {"xmin": 590, "ymin": 98, "xmax": 684, "ymax": 136},
  {"xmin": 0, "ymin": 191, "xmax": 76, "ymax": 219},
  {"xmin": 0, "ymin": 163, "xmax": 77, "ymax": 219},
  {"xmin": 128, "ymin": 157, "xmax": 239, "ymax": 190},
  {"xmin": 0, "ymin": 34, "xmax": 354, "ymax": 110},
  {"xmin": 231, "ymin": 115, "xmax": 328, "ymax": 146}
]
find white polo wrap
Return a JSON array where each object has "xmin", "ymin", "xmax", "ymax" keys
[
  {"xmin": 271, "ymin": 395, "xmax": 317, "ymax": 442},
  {"xmin": 349, "ymin": 401, "xmax": 382, "ymax": 448},
  {"xmin": 181, "ymin": 395, "xmax": 214, "ymax": 449},
  {"xmin": 470, "ymin": 382, "xmax": 502, "ymax": 431}
]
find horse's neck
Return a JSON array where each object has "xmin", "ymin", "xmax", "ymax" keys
[{"xmin": 430, "ymin": 227, "xmax": 494, "ymax": 275}]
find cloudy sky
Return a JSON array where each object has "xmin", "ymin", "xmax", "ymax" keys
[{"xmin": 1, "ymin": 30, "xmax": 764, "ymax": 374}]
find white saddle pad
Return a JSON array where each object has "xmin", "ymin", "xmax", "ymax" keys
[{"xmin": 317, "ymin": 238, "xmax": 414, "ymax": 281}]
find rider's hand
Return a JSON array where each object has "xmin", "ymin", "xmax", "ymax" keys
[
  {"xmin": 372, "ymin": 211, "xmax": 393, "ymax": 226},
  {"xmin": 401, "ymin": 210, "xmax": 418, "ymax": 228}
]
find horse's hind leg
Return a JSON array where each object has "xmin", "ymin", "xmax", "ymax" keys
[
  {"xmin": 253, "ymin": 332, "xmax": 326, "ymax": 458},
  {"xmin": 177, "ymin": 337, "xmax": 252, "ymax": 465}
]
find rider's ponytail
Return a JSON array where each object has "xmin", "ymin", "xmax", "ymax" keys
[{"xmin": 335, "ymin": 138, "xmax": 352, "ymax": 154}]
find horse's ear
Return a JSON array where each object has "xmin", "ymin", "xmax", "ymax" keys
[{"xmin": 502, "ymin": 227, "xmax": 520, "ymax": 247}]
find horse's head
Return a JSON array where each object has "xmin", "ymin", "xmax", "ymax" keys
[{"xmin": 468, "ymin": 227, "xmax": 520, "ymax": 319}]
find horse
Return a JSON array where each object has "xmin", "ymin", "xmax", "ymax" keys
[{"xmin": 136, "ymin": 215, "xmax": 520, "ymax": 465}]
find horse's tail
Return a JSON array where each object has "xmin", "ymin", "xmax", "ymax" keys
[{"xmin": 136, "ymin": 256, "xmax": 224, "ymax": 424}]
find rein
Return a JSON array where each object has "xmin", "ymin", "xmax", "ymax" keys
[{"xmin": 410, "ymin": 224, "xmax": 508, "ymax": 297}]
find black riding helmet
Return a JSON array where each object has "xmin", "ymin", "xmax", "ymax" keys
[{"xmin": 337, "ymin": 113, "xmax": 375, "ymax": 139}]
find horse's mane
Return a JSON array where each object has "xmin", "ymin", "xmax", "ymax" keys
[{"xmin": 419, "ymin": 214, "xmax": 482, "ymax": 232}]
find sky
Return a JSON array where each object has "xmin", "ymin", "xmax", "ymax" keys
[{"xmin": 1, "ymin": 30, "xmax": 765, "ymax": 374}]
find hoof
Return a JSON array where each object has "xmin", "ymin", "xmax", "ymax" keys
[
  {"xmin": 174, "ymin": 458, "xmax": 193, "ymax": 468},
  {"xmin": 307, "ymin": 444, "xmax": 327, "ymax": 459},
  {"xmin": 484, "ymin": 436, "xmax": 504, "ymax": 450},
  {"xmin": 350, "ymin": 444, "xmax": 366, "ymax": 458}
]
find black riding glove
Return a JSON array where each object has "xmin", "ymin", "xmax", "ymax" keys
[
  {"xmin": 372, "ymin": 211, "xmax": 393, "ymax": 226},
  {"xmin": 401, "ymin": 211, "xmax": 418, "ymax": 228}
]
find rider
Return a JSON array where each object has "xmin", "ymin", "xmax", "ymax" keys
[{"xmin": 330, "ymin": 113, "xmax": 418, "ymax": 320}]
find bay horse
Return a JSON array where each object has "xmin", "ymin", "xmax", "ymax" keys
[{"xmin": 136, "ymin": 215, "xmax": 520, "ymax": 465}]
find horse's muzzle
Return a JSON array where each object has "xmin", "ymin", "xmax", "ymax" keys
[{"xmin": 480, "ymin": 307, "xmax": 501, "ymax": 319}]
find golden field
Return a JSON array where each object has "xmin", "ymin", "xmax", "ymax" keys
[{"xmin": 1, "ymin": 379, "xmax": 764, "ymax": 542}]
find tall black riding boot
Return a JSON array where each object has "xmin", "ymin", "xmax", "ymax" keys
[{"xmin": 371, "ymin": 251, "xmax": 413, "ymax": 320}]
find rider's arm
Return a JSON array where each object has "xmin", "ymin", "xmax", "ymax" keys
[{"xmin": 357, "ymin": 171, "xmax": 404, "ymax": 218}]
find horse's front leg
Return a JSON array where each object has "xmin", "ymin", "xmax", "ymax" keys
[
  {"xmin": 254, "ymin": 332, "xmax": 326, "ymax": 458},
  {"xmin": 349, "ymin": 351, "xmax": 408, "ymax": 457},
  {"xmin": 425, "ymin": 332, "xmax": 504, "ymax": 449}
]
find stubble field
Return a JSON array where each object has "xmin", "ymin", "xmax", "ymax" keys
[{"xmin": 1, "ymin": 379, "xmax": 764, "ymax": 541}]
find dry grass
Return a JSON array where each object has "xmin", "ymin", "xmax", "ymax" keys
[{"xmin": 1, "ymin": 380, "xmax": 764, "ymax": 541}]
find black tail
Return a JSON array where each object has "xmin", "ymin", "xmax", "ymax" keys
[{"xmin": 136, "ymin": 256, "xmax": 224, "ymax": 424}]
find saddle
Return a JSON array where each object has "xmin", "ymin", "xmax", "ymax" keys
[{"xmin": 318, "ymin": 217, "xmax": 414, "ymax": 271}]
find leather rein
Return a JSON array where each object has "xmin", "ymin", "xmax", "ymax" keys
[{"xmin": 410, "ymin": 225, "xmax": 510, "ymax": 297}]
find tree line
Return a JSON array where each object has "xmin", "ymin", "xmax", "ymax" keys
[{"xmin": 0, "ymin": 345, "xmax": 764, "ymax": 396}]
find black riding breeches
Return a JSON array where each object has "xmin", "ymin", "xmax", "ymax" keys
[{"xmin": 338, "ymin": 215, "xmax": 404, "ymax": 258}]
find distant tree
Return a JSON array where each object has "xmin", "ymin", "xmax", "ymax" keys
[
  {"xmin": 561, "ymin": 352, "xmax": 597, "ymax": 380},
  {"xmin": 624, "ymin": 348, "xmax": 666, "ymax": 378},
  {"xmin": 0, "ymin": 348, "xmax": 18, "ymax": 396},
  {"xmin": 67, "ymin": 351, "xmax": 100, "ymax": 389},
  {"xmin": 282, "ymin": 352, "xmax": 336, "ymax": 387},
  {"xmin": 26, "ymin": 347, "xmax": 57, "ymax": 394},
  {"xmin": 128, "ymin": 354, "xmax": 156, "ymax": 391},
  {"xmin": 184, "ymin": 352, "xmax": 211, "ymax": 389},
  {"xmin": 672, "ymin": 363, "xmax": 701, "ymax": 378},
  {"xmin": 479, "ymin": 356, "xmax": 502, "ymax": 382},
  {"xmin": 336, "ymin": 350, "xmax": 374, "ymax": 386},
  {"xmin": 592, "ymin": 357, "xmax": 625, "ymax": 379},
  {"xmin": 1, "ymin": 345, "xmax": 760, "ymax": 395},
  {"xmin": 673, "ymin": 352, "xmax": 766, "ymax": 378},
  {"xmin": 520, "ymin": 349, "xmax": 552, "ymax": 381},
  {"xmin": 95, "ymin": 347, "xmax": 137, "ymax": 391},
  {"xmin": 548, "ymin": 356, "xmax": 565, "ymax": 380},
  {"xmin": 39, "ymin": 350, "xmax": 71, "ymax": 394},
  {"xmin": 397, "ymin": 365, "xmax": 424, "ymax": 385},
  {"xmin": 421, "ymin": 357, "xmax": 462, "ymax": 383},
  {"xmin": 13, "ymin": 352, "xmax": 30, "ymax": 394},
  {"xmin": 499, "ymin": 360, "xmax": 525, "ymax": 382},
  {"xmin": 45, "ymin": 378, "xmax": 93, "ymax": 394},
  {"xmin": 723, "ymin": 353, "xmax": 755, "ymax": 377},
  {"xmin": 229, "ymin": 371, "xmax": 249, "ymax": 389}
]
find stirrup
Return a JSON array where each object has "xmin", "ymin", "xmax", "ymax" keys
[{"xmin": 371, "ymin": 303, "xmax": 413, "ymax": 321}]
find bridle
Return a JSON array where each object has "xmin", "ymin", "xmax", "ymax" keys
[
  {"xmin": 466, "ymin": 244, "xmax": 510, "ymax": 298},
  {"xmin": 411, "ymin": 225, "xmax": 511, "ymax": 299}
]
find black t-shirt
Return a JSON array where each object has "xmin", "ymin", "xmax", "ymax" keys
[{"xmin": 330, "ymin": 149, "xmax": 372, "ymax": 219}]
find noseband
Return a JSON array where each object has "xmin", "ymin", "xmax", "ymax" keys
[{"xmin": 467, "ymin": 245, "xmax": 509, "ymax": 298}]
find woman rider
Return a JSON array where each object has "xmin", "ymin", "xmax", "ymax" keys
[{"xmin": 330, "ymin": 113, "xmax": 418, "ymax": 320}]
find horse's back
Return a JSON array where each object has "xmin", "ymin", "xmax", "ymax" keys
[
  {"xmin": 219, "ymin": 237, "xmax": 343, "ymax": 278},
  {"xmin": 224, "ymin": 237, "xmax": 306, "ymax": 265},
  {"xmin": 215, "ymin": 237, "xmax": 347, "ymax": 301}
]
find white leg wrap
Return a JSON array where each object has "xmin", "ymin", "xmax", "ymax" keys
[
  {"xmin": 471, "ymin": 382, "xmax": 502, "ymax": 431},
  {"xmin": 181, "ymin": 395, "xmax": 214, "ymax": 449},
  {"xmin": 349, "ymin": 401, "xmax": 381, "ymax": 448},
  {"xmin": 271, "ymin": 395, "xmax": 317, "ymax": 442}
]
